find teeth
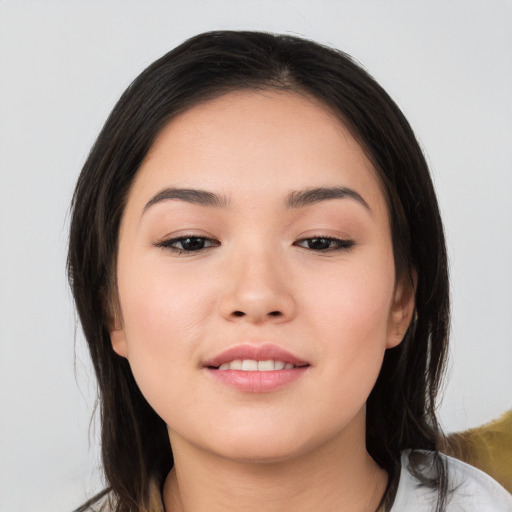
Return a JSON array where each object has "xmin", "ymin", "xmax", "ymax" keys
[
  {"xmin": 229, "ymin": 359, "xmax": 242, "ymax": 370},
  {"xmin": 257, "ymin": 360, "xmax": 274, "ymax": 371},
  {"xmin": 241, "ymin": 359, "xmax": 258, "ymax": 371},
  {"xmin": 217, "ymin": 359, "xmax": 296, "ymax": 371}
]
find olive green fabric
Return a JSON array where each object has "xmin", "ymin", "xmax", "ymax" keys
[{"xmin": 443, "ymin": 410, "xmax": 512, "ymax": 493}]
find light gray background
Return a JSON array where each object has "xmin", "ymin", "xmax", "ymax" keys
[{"xmin": 0, "ymin": 1, "xmax": 511, "ymax": 510}]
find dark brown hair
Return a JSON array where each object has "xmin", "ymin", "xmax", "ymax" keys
[{"xmin": 69, "ymin": 30, "xmax": 449, "ymax": 511}]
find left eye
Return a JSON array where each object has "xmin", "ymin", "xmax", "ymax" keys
[
  {"xmin": 294, "ymin": 237, "xmax": 354, "ymax": 251},
  {"xmin": 154, "ymin": 236, "xmax": 219, "ymax": 253}
]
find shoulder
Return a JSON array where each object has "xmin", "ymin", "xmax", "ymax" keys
[
  {"xmin": 443, "ymin": 454, "xmax": 512, "ymax": 511},
  {"xmin": 391, "ymin": 450, "xmax": 512, "ymax": 512}
]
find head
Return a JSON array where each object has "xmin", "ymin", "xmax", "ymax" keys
[{"xmin": 68, "ymin": 31, "xmax": 449, "ymax": 510}]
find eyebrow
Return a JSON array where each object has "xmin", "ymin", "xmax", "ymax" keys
[
  {"xmin": 285, "ymin": 187, "xmax": 371, "ymax": 211},
  {"xmin": 143, "ymin": 188, "xmax": 230, "ymax": 213},
  {"xmin": 143, "ymin": 185, "xmax": 371, "ymax": 214}
]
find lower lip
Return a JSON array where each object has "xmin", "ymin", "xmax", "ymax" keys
[{"xmin": 206, "ymin": 367, "xmax": 309, "ymax": 393}]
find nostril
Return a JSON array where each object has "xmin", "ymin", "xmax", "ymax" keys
[{"xmin": 231, "ymin": 310, "xmax": 282, "ymax": 318}]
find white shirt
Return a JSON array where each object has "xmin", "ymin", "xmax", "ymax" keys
[{"xmin": 392, "ymin": 451, "xmax": 512, "ymax": 511}]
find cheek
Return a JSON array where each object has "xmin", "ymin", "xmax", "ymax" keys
[
  {"xmin": 115, "ymin": 257, "xmax": 213, "ymax": 403},
  {"xmin": 307, "ymin": 257, "xmax": 394, "ymax": 337},
  {"xmin": 119, "ymin": 253, "xmax": 212, "ymax": 342},
  {"xmin": 304, "ymin": 255, "xmax": 395, "ymax": 390}
]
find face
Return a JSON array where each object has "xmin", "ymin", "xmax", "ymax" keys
[{"xmin": 111, "ymin": 91, "xmax": 414, "ymax": 463}]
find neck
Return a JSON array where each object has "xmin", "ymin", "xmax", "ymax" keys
[{"xmin": 162, "ymin": 413, "xmax": 388, "ymax": 512}]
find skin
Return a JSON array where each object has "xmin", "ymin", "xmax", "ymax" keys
[{"xmin": 110, "ymin": 90, "xmax": 415, "ymax": 512}]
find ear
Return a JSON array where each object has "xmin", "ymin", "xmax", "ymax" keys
[
  {"xmin": 386, "ymin": 269, "xmax": 417, "ymax": 349},
  {"xmin": 109, "ymin": 313, "xmax": 129, "ymax": 358}
]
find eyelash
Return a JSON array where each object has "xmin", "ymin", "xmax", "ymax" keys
[
  {"xmin": 294, "ymin": 236, "xmax": 355, "ymax": 252},
  {"xmin": 153, "ymin": 235, "xmax": 220, "ymax": 255},
  {"xmin": 154, "ymin": 235, "xmax": 355, "ymax": 254}
]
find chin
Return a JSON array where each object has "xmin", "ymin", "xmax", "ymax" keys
[
  {"xmin": 213, "ymin": 437, "xmax": 311, "ymax": 465},
  {"xmin": 200, "ymin": 418, "xmax": 338, "ymax": 465},
  {"xmin": 166, "ymin": 399, "xmax": 367, "ymax": 466}
]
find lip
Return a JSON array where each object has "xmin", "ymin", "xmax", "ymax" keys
[
  {"xmin": 203, "ymin": 343, "xmax": 310, "ymax": 393},
  {"xmin": 202, "ymin": 343, "xmax": 309, "ymax": 368}
]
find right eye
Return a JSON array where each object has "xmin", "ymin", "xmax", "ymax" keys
[
  {"xmin": 154, "ymin": 236, "xmax": 220, "ymax": 254},
  {"xmin": 294, "ymin": 236, "xmax": 355, "ymax": 252}
]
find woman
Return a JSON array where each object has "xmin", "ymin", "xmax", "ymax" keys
[{"xmin": 68, "ymin": 31, "xmax": 512, "ymax": 512}]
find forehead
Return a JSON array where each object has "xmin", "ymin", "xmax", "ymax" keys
[{"xmin": 129, "ymin": 90, "xmax": 387, "ymax": 215}]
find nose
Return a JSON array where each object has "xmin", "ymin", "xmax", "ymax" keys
[{"xmin": 219, "ymin": 247, "xmax": 296, "ymax": 324}]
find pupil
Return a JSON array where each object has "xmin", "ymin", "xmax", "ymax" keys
[
  {"xmin": 309, "ymin": 238, "xmax": 329, "ymax": 250},
  {"xmin": 183, "ymin": 237, "xmax": 204, "ymax": 250}
]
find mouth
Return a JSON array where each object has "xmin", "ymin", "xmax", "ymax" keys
[
  {"xmin": 203, "ymin": 343, "xmax": 309, "ymax": 370},
  {"xmin": 203, "ymin": 344, "xmax": 310, "ymax": 393},
  {"xmin": 210, "ymin": 359, "xmax": 308, "ymax": 371}
]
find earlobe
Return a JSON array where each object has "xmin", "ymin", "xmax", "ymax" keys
[
  {"xmin": 110, "ymin": 315, "xmax": 128, "ymax": 358},
  {"xmin": 386, "ymin": 270, "xmax": 417, "ymax": 349}
]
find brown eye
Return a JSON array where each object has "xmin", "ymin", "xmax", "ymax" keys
[
  {"xmin": 295, "ymin": 237, "xmax": 354, "ymax": 252},
  {"xmin": 178, "ymin": 237, "xmax": 208, "ymax": 251},
  {"xmin": 305, "ymin": 238, "xmax": 332, "ymax": 250},
  {"xmin": 154, "ymin": 236, "xmax": 220, "ymax": 253}
]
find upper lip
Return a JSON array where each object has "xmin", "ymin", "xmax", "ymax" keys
[{"xmin": 203, "ymin": 343, "xmax": 309, "ymax": 368}]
